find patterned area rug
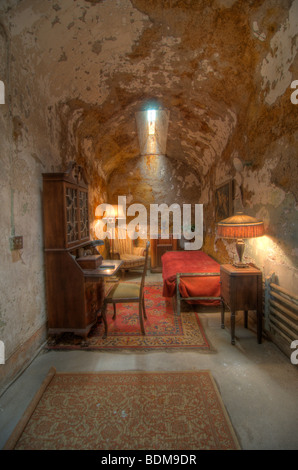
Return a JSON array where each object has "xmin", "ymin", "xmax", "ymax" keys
[
  {"xmin": 4, "ymin": 367, "xmax": 240, "ymax": 450},
  {"xmin": 47, "ymin": 284, "xmax": 213, "ymax": 351}
]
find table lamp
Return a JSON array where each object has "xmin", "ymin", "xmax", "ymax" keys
[
  {"xmin": 217, "ymin": 212, "xmax": 264, "ymax": 267},
  {"xmin": 103, "ymin": 204, "xmax": 125, "ymax": 257}
]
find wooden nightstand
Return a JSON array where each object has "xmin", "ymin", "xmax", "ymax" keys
[{"xmin": 220, "ymin": 264, "xmax": 263, "ymax": 345}]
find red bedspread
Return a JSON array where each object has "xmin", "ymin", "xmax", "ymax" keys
[{"xmin": 162, "ymin": 251, "xmax": 221, "ymax": 305}]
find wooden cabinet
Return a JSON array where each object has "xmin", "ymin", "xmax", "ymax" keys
[
  {"xmin": 42, "ymin": 164, "xmax": 89, "ymax": 250},
  {"xmin": 150, "ymin": 236, "xmax": 178, "ymax": 272},
  {"xmin": 42, "ymin": 162, "xmax": 104, "ymax": 338},
  {"xmin": 220, "ymin": 264, "xmax": 263, "ymax": 345}
]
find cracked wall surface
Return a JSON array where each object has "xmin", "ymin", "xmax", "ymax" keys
[{"xmin": 0, "ymin": 0, "xmax": 297, "ymax": 388}]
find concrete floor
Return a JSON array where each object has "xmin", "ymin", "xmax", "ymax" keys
[{"xmin": 1, "ymin": 271, "xmax": 298, "ymax": 450}]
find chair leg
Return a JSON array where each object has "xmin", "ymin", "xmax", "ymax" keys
[
  {"xmin": 102, "ymin": 301, "xmax": 108, "ymax": 339},
  {"xmin": 142, "ymin": 294, "xmax": 147, "ymax": 320},
  {"xmin": 112, "ymin": 303, "xmax": 116, "ymax": 320},
  {"xmin": 139, "ymin": 302, "xmax": 145, "ymax": 335},
  {"xmin": 244, "ymin": 310, "xmax": 248, "ymax": 328}
]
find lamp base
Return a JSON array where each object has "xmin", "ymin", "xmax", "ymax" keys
[
  {"xmin": 232, "ymin": 261, "xmax": 250, "ymax": 268},
  {"xmin": 234, "ymin": 238, "xmax": 248, "ymax": 267}
]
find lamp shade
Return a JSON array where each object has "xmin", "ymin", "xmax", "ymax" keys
[
  {"xmin": 217, "ymin": 212, "xmax": 264, "ymax": 239},
  {"xmin": 103, "ymin": 204, "xmax": 125, "ymax": 219},
  {"xmin": 114, "ymin": 204, "xmax": 125, "ymax": 219}
]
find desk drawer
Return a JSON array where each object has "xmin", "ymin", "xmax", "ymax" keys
[{"xmin": 84, "ymin": 280, "xmax": 104, "ymax": 324}]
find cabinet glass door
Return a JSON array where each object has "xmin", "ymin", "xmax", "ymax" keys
[
  {"xmin": 79, "ymin": 190, "xmax": 89, "ymax": 240},
  {"xmin": 66, "ymin": 186, "xmax": 79, "ymax": 244}
]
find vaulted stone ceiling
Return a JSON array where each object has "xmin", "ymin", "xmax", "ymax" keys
[
  {"xmin": 1, "ymin": 0, "xmax": 297, "ymax": 222},
  {"xmin": 2, "ymin": 0, "xmax": 296, "ymax": 190},
  {"xmin": 55, "ymin": 0, "xmax": 270, "ymax": 178}
]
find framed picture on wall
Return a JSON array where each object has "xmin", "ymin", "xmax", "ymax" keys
[{"xmin": 215, "ymin": 180, "xmax": 233, "ymax": 222}]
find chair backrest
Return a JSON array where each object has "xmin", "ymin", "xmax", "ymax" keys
[{"xmin": 140, "ymin": 241, "xmax": 150, "ymax": 295}]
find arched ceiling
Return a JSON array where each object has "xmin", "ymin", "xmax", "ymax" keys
[
  {"xmin": 1, "ymin": 0, "xmax": 295, "ymax": 185},
  {"xmin": 54, "ymin": 0, "xmax": 258, "ymax": 180}
]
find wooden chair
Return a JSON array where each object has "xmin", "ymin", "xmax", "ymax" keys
[{"xmin": 101, "ymin": 241, "xmax": 150, "ymax": 339}]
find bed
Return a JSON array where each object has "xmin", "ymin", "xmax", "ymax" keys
[{"xmin": 162, "ymin": 251, "xmax": 221, "ymax": 314}]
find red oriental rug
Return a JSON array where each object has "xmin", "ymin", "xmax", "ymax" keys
[
  {"xmin": 4, "ymin": 368, "xmax": 241, "ymax": 450},
  {"xmin": 47, "ymin": 284, "xmax": 214, "ymax": 352}
]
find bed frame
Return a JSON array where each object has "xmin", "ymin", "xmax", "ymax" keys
[{"xmin": 176, "ymin": 272, "xmax": 222, "ymax": 315}]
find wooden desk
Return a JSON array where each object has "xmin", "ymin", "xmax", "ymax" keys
[
  {"xmin": 220, "ymin": 264, "xmax": 263, "ymax": 345},
  {"xmin": 42, "ymin": 165, "xmax": 124, "ymax": 339},
  {"xmin": 46, "ymin": 255, "xmax": 123, "ymax": 339}
]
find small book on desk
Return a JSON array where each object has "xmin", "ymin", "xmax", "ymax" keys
[{"xmin": 100, "ymin": 264, "xmax": 115, "ymax": 269}]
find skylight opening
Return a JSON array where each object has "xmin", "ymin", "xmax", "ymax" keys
[{"xmin": 147, "ymin": 109, "xmax": 156, "ymax": 135}]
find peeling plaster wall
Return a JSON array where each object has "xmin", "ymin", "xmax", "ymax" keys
[
  {"xmin": 214, "ymin": 150, "xmax": 298, "ymax": 294},
  {"xmin": 243, "ymin": 134, "xmax": 298, "ymax": 293},
  {"xmin": 212, "ymin": 0, "xmax": 298, "ymax": 296},
  {"xmin": 0, "ymin": 11, "xmax": 61, "ymax": 389},
  {"xmin": 0, "ymin": 0, "xmax": 297, "ymax": 387},
  {"xmin": 108, "ymin": 153, "xmax": 202, "ymax": 241},
  {"xmin": 254, "ymin": 3, "xmax": 296, "ymax": 293},
  {"xmin": 260, "ymin": 0, "xmax": 298, "ymax": 105}
]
